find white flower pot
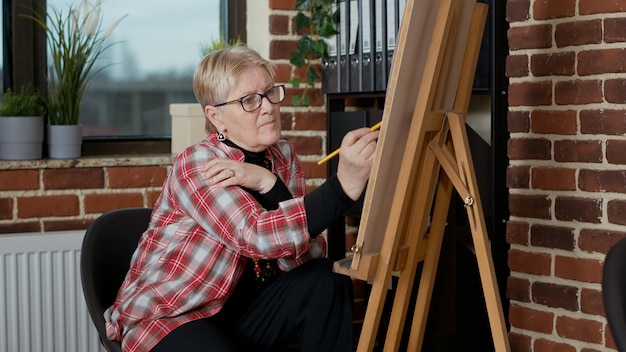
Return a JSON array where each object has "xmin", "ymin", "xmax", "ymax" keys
[
  {"xmin": 0, "ymin": 116, "xmax": 44, "ymax": 160},
  {"xmin": 47, "ymin": 124, "xmax": 82, "ymax": 159}
]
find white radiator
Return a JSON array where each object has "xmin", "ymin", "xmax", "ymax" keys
[{"xmin": 0, "ymin": 231, "xmax": 106, "ymax": 352}]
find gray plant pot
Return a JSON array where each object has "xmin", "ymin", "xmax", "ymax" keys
[
  {"xmin": 0, "ymin": 116, "xmax": 44, "ymax": 160},
  {"xmin": 47, "ymin": 124, "xmax": 82, "ymax": 159}
]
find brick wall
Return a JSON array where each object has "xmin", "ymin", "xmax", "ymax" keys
[
  {"xmin": 506, "ymin": 0, "xmax": 626, "ymax": 350},
  {"xmin": 0, "ymin": 159, "xmax": 170, "ymax": 234}
]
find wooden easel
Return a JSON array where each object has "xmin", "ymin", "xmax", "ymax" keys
[{"xmin": 333, "ymin": 0, "xmax": 511, "ymax": 351}]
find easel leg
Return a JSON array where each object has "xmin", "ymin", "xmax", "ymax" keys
[
  {"xmin": 405, "ymin": 173, "xmax": 454, "ymax": 351},
  {"xmin": 446, "ymin": 113, "xmax": 511, "ymax": 351}
]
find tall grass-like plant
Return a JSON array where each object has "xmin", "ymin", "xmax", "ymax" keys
[{"xmin": 26, "ymin": 0, "xmax": 126, "ymax": 125}]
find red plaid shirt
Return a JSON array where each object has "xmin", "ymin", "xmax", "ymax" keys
[{"xmin": 105, "ymin": 132, "xmax": 326, "ymax": 352}]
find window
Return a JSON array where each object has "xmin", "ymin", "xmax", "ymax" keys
[
  {"xmin": 48, "ymin": 0, "xmax": 226, "ymax": 139},
  {"xmin": 5, "ymin": 0, "xmax": 246, "ymax": 152}
]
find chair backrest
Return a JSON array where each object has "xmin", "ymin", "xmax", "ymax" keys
[
  {"xmin": 81, "ymin": 207, "xmax": 153, "ymax": 352},
  {"xmin": 602, "ymin": 236, "xmax": 626, "ymax": 352}
]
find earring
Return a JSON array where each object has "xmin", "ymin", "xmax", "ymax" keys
[{"xmin": 218, "ymin": 132, "xmax": 225, "ymax": 141}]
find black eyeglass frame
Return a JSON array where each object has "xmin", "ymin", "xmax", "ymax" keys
[{"xmin": 213, "ymin": 85, "xmax": 286, "ymax": 112}]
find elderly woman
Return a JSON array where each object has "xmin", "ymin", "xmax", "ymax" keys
[{"xmin": 104, "ymin": 45, "xmax": 379, "ymax": 352}]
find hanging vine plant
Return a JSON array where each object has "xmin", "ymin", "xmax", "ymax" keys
[{"xmin": 290, "ymin": 0, "xmax": 339, "ymax": 106}]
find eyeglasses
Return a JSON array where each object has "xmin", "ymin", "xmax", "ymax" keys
[{"xmin": 213, "ymin": 85, "xmax": 286, "ymax": 112}]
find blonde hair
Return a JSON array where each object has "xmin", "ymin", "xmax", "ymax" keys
[{"xmin": 193, "ymin": 45, "xmax": 277, "ymax": 133}]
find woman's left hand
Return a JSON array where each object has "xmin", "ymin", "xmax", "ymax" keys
[{"xmin": 201, "ymin": 158, "xmax": 277, "ymax": 194}]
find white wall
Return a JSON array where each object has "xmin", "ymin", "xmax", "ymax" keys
[{"xmin": 246, "ymin": 0, "xmax": 270, "ymax": 59}]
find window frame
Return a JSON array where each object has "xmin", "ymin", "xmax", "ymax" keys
[{"xmin": 5, "ymin": 0, "xmax": 246, "ymax": 156}]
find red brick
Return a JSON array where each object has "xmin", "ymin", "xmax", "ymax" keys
[
  {"xmin": 532, "ymin": 281, "xmax": 578, "ymax": 310},
  {"xmin": 508, "ymin": 249, "xmax": 552, "ymax": 275},
  {"xmin": 0, "ymin": 170, "xmax": 39, "ymax": 190},
  {"xmin": 579, "ymin": 169, "xmax": 626, "ymax": 193},
  {"xmin": 554, "ymin": 140, "xmax": 602, "ymax": 163},
  {"xmin": 555, "ymin": 20, "xmax": 602, "ymax": 47},
  {"xmin": 555, "ymin": 256, "xmax": 603, "ymax": 283},
  {"xmin": 556, "ymin": 315, "xmax": 603, "ymax": 343},
  {"xmin": 269, "ymin": 14, "xmax": 289, "ymax": 35},
  {"xmin": 300, "ymin": 161, "xmax": 326, "ymax": 179},
  {"xmin": 580, "ymin": 288, "xmax": 604, "ymax": 316},
  {"xmin": 506, "ymin": 221, "xmax": 530, "ymax": 245},
  {"xmin": 554, "ymin": 80, "xmax": 603, "ymax": 105},
  {"xmin": 507, "ymin": 276, "xmax": 531, "ymax": 302},
  {"xmin": 555, "ymin": 196, "xmax": 602, "ymax": 223},
  {"xmin": 508, "ymin": 81, "xmax": 553, "ymax": 107},
  {"xmin": 0, "ymin": 222, "xmax": 41, "ymax": 234},
  {"xmin": 506, "ymin": 165, "xmax": 530, "ymax": 189},
  {"xmin": 269, "ymin": 0, "xmax": 295, "ymax": 10},
  {"xmin": 508, "ymin": 304, "xmax": 554, "ymax": 333},
  {"xmin": 533, "ymin": 0, "xmax": 575, "ymax": 19},
  {"xmin": 509, "ymin": 193, "xmax": 551, "ymax": 220},
  {"xmin": 43, "ymin": 218, "xmax": 94, "ymax": 232},
  {"xmin": 17, "ymin": 195, "xmax": 79, "ymax": 218},
  {"xmin": 269, "ymin": 40, "xmax": 300, "ymax": 60},
  {"xmin": 532, "ymin": 167, "xmax": 576, "ymax": 191},
  {"xmin": 285, "ymin": 135, "xmax": 322, "ymax": 156},
  {"xmin": 147, "ymin": 191, "xmax": 162, "ymax": 208},
  {"xmin": 508, "ymin": 25, "xmax": 553, "ymax": 51},
  {"xmin": 107, "ymin": 166, "xmax": 167, "ymax": 189},
  {"xmin": 534, "ymin": 339, "xmax": 576, "ymax": 352},
  {"xmin": 294, "ymin": 111, "xmax": 326, "ymax": 131},
  {"xmin": 607, "ymin": 199, "xmax": 626, "ymax": 225},
  {"xmin": 579, "ymin": 229, "xmax": 626, "ymax": 254},
  {"xmin": 580, "ymin": 0, "xmax": 626, "ymax": 14},
  {"xmin": 508, "ymin": 138, "xmax": 551, "ymax": 160},
  {"xmin": 84, "ymin": 193, "xmax": 144, "ymax": 214},
  {"xmin": 578, "ymin": 49, "xmax": 626, "ymax": 75},
  {"xmin": 605, "ymin": 17, "xmax": 626, "ymax": 43},
  {"xmin": 43, "ymin": 168, "xmax": 104, "ymax": 190},
  {"xmin": 531, "ymin": 110, "xmax": 577, "ymax": 135},
  {"xmin": 605, "ymin": 78, "xmax": 626, "ymax": 104},
  {"xmin": 607, "ymin": 140, "xmax": 626, "ymax": 164},
  {"xmin": 531, "ymin": 52, "xmax": 576, "ymax": 77},
  {"xmin": 275, "ymin": 63, "xmax": 294, "ymax": 84},
  {"xmin": 506, "ymin": 0, "xmax": 531, "ymax": 22},
  {"xmin": 508, "ymin": 332, "xmax": 532, "ymax": 352},
  {"xmin": 284, "ymin": 87, "xmax": 324, "ymax": 107},
  {"xmin": 0, "ymin": 198, "xmax": 12, "ymax": 220},
  {"xmin": 506, "ymin": 54, "xmax": 529, "ymax": 78},
  {"xmin": 507, "ymin": 111, "xmax": 530, "ymax": 133},
  {"xmin": 580, "ymin": 109, "xmax": 626, "ymax": 135},
  {"xmin": 280, "ymin": 111, "xmax": 294, "ymax": 131},
  {"xmin": 531, "ymin": 224, "xmax": 575, "ymax": 250}
]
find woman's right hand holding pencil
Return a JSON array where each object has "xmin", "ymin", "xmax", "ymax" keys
[{"xmin": 335, "ymin": 127, "xmax": 380, "ymax": 200}]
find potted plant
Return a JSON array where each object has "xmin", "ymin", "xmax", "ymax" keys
[
  {"xmin": 0, "ymin": 85, "xmax": 46, "ymax": 160},
  {"xmin": 290, "ymin": 0, "xmax": 339, "ymax": 106},
  {"xmin": 26, "ymin": 0, "xmax": 126, "ymax": 159}
]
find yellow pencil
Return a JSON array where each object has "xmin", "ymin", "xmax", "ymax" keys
[{"xmin": 317, "ymin": 121, "xmax": 382, "ymax": 165}]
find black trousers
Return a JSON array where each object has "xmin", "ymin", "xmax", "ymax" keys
[{"xmin": 151, "ymin": 258, "xmax": 354, "ymax": 352}]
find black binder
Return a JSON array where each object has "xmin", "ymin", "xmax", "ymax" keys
[
  {"xmin": 339, "ymin": 0, "xmax": 350, "ymax": 93},
  {"xmin": 348, "ymin": 0, "xmax": 362, "ymax": 92},
  {"xmin": 374, "ymin": 0, "xmax": 387, "ymax": 92},
  {"xmin": 361, "ymin": 0, "xmax": 375, "ymax": 92},
  {"xmin": 386, "ymin": 0, "xmax": 398, "ymax": 77},
  {"xmin": 322, "ymin": 2, "xmax": 340, "ymax": 93}
]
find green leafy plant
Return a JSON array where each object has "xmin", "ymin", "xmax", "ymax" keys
[
  {"xmin": 0, "ymin": 84, "xmax": 45, "ymax": 117},
  {"xmin": 25, "ymin": 0, "xmax": 126, "ymax": 125},
  {"xmin": 199, "ymin": 36, "xmax": 243, "ymax": 57},
  {"xmin": 290, "ymin": 0, "xmax": 339, "ymax": 106}
]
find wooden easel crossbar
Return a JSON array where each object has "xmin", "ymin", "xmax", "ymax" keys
[{"xmin": 333, "ymin": 0, "xmax": 511, "ymax": 350}]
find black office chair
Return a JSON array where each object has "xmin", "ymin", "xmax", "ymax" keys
[
  {"xmin": 602, "ymin": 236, "xmax": 626, "ymax": 352},
  {"xmin": 81, "ymin": 207, "xmax": 153, "ymax": 352}
]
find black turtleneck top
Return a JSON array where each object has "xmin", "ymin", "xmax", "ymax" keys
[{"xmin": 222, "ymin": 139, "xmax": 354, "ymax": 238}]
